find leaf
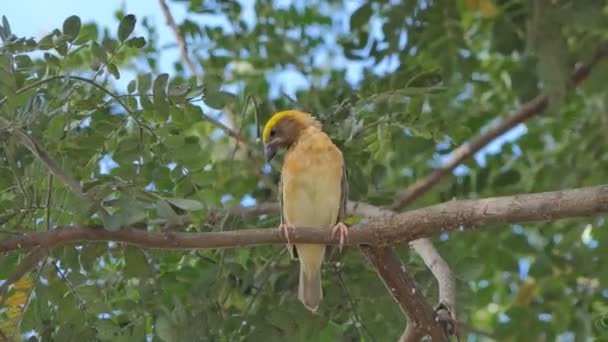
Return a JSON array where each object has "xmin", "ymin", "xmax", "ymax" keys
[
  {"xmin": 2, "ymin": 16, "xmax": 11, "ymax": 36},
  {"xmin": 493, "ymin": 169, "xmax": 521, "ymax": 187},
  {"xmin": 74, "ymin": 23, "xmax": 98, "ymax": 45},
  {"xmin": 124, "ymin": 247, "xmax": 150, "ymax": 278},
  {"xmin": 127, "ymin": 79, "xmax": 136, "ymax": 94},
  {"xmin": 46, "ymin": 114, "xmax": 66, "ymax": 142},
  {"xmin": 90, "ymin": 41, "xmax": 106, "ymax": 68},
  {"xmin": 55, "ymin": 41, "xmax": 68, "ymax": 56},
  {"xmin": 62, "ymin": 15, "xmax": 81, "ymax": 41},
  {"xmin": 102, "ymin": 199, "xmax": 147, "ymax": 231},
  {"xmin": 454, "ymin": 257, "xmax": 484, "ymax": 281},
  {"xmin": 44, "ymin": 52, "xmax": 61, "ymax": 67},
  {"xmin": 137, "ymin": 72, "xmax": 152, "ymax": 93},
  {"xmin": 156, "ymin": 199, "xmax": 180, "ymax": 225},
  {"xmin": 350, "ymin": 3, "xmax": 372, "ymax": 30},
  {"xmin": 0, "ymin": 53, "xmax": 16, "ymax": 118},
  {"xmin": 117, "ymin": 14, "xmax": 136, "ymax": 42},
  {"xmin": 95, "ymin": 320, "xmax": 120, "ymax": 340},
  {"xmin": 165, "ymin": 198, "xmax": 204, "ymax": 211},
  {"xmin": 107, "ymin": 62, "xmax": 120, "ymax": 79},
  {"xmin": 156, "ymin": 315, "xmax": 176, "ymax": 342},
  {"xmin": 465, "ymin": 0, "xmax": 499, "ymax": 18},
  {"xmin": 38, "ymin": 33, "xmax": 56, "ymax": 50},
  {"xmin": 126, "ymin": 36, "xmax": 146, "ymax": 48},
  {"xmin": 153, "ymin": 73, "xmax": 170, "ymax": 115},
  {"xmin": 204, "ymin": 90, "xmax": 236, "ymax": 109}
]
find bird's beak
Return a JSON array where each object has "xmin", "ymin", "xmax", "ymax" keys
[{"xmin": 264, "ymin": 142, "xmax": 277, "ymax": 162}]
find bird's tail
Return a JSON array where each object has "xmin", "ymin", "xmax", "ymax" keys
[{"xmin": 297, "ymin": 244, "xmax": 325, "ymax": 312}]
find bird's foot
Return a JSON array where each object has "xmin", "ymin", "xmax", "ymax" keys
[
  {"xmin": 331, "ymin": 222, "xmax": 349, "ymax": 251},
  {"xmin": 278, "ymin": 223, "xmax": 296, "ymax": 249}
]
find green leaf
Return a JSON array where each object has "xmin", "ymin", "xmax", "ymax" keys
[
  {"xmin": 90, "ymin": 41, "xmax": 106, "ymax": 69},
  {"xmin": 0, "ymin": 53, "xmax": 16, "ymax": 118},
  {"xmin": 102, "ymin": 199, "xmax": 147, "ymax": 231},
  {"xmin": 165, "ymin": 198, "xmax": 204, "ymax": 211},
  {"xmin": 454, "ymin": 257, "xmax": 484, "ymax": 281},
  {"xmin": 124, "ymin": 246, "xmax": 150, "ymax": 278},
  {"xmin": 156, "ymin": 199, "xmax": 180, "ymax": 225},
  {"xmin": 107, "ymin": 62, "xmax": 120, "ymax": 79},
  {"xmin": 2, "ymin": 16, "xmax": 11, "ymax": 37},
  {"xmin": 55, "ymin": 41, "xmax": 68, "ymax": 56},
  {"xmin": 350, "ymin": 3, "xmax": 372, "ymax": 30},
  {"xmin": 127, "ymin": 79, "xmax": 136, "ymax": 93},
  {"xmin": 137, "ymin": 72, "xmax": 152, "ymax": 93},
  {"xmin": 153, "ymin": 73, "xmax": 170, "ymax": 115},
  {"xmin": 95, "ymin": 320, "xmax": 120, "ymax": 340},
  {"xmin": 46, "ymin": 114, "xmax": 66, "ymax": 142},
  {"xmin": 156, "ymin": 315, "xmax": 176, "ymax": 342},
  {"xmin": 493, "ymin": 169, "xmax": 521, "ymax": 187},
  {"xmin": 204, "ymin": 90, "xmax": 236, "ymax": 109},
  {"xmin": 38, "ymin": 33, "xmax": 56, "ymax": 50},
  {"xmin": 126, "ymin": 36, "xmax": 146, "ymax": 48},
  {"xmin": 117, "ymin": 14, "xmax": 136, "ymax": 42},
  {"xmin": 44, "ymin": 52, "xmax": 61, "ymax": 67},
  {"xmin": 74, "ymin": 23, "xmax": 98, "ymax": 45},
  {"xmin": 62, "ymin": 15, "xmax": 81, "ymax": 41}
]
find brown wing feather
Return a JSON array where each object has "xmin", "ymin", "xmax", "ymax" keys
[
  {"xmin": 279, "ymin": 173, "xmax": 298, "ymax": 259},
  {"xmin": 325, "ymin": 159, "xmax": 348, "ymax": 260}
]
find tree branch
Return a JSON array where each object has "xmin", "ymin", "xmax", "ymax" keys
[
  {"xmin": 2, "ymin": 184, "xmax": 606, "ymax": 253},
  {"xmin": 391, "ymin": 45, "xmax": 608, "ymax": 211},
  {"xmin": 360, "ymin": 246, "xmax": 447, "ymax": 341},
  {"xmin": 386, "ymin": 45, "xmax": 608, "ymax": 338},
  {"xmin": 159, "ymin": 0, "xmax": 199, "ymax": 78}
]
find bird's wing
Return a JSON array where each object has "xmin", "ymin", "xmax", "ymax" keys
[
  {"xmin": 337, "ymin": 161, "xmax": 348, "ymax": 224},
  {"xmin": 325, "ymin": 157, "xmax": 348, "ymax": 260},
  {"xmin": 279, "ymin": 172, "xmax": 298, "ymax": 259}
]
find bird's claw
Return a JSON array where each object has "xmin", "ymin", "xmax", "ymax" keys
[
  {"xmin": 331, "ymin": 222, "xmax": 349, "ymax": 251},
  {"xmin": 278, "ymin": 223, "xmax": 295, "ymax": 249}
]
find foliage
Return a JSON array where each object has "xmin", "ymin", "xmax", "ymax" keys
[{"xmin": 1, "ymin": 0, "xmax": 607, "ymax": 340}]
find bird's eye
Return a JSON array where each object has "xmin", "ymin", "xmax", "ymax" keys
[{"xmin": 270, "ymin": 128, "xmax": 276, "ymax": 138}]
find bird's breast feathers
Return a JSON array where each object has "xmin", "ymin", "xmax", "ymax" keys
[{"xmin": 281, "ymin": 128, "xmax": 344, "ymax": 228}]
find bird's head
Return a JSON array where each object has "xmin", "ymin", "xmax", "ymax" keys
[{"xmin": 262, "ymin": 110, "xmax": 322, "ymax": 161}]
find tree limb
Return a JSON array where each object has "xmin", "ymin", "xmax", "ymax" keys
[
  {"xmin": 386, "ymin": 44, "xmax": 608, "ymax": 338},
  {"xmin": 360, "ymin": 246, "xmax": 447, "ymax": 341},
  {"xmin": 2, "ymin": 184, "xmax": 606, "ymax": 253}
]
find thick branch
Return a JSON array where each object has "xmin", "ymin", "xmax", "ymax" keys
[
  {"xmin": 360, "ymin": 246, "xmax": 447, "ymax": 341},
  {"xmin": 2, "ymin": 184, "xmax": 606, "ymax": 253},
  {"xmin": 391, "ymin": 46, "xmax": 608, "ymax": 211}
]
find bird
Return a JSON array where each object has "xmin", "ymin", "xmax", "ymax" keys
[{"xmin": 262, "ymin": 109, "xmax": 348, "ymax": 312}]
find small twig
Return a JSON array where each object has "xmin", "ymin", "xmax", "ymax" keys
[
  {"xmin": 50, "ymin": 260, "xmax": 89, "ymax": 315},
  {"xmin": 233, "ymin": 249, "xmax": 286, "ymax": 339},
  {"xmin": 158, "ymin": 0, "xmax": 199, "ymax": 78},
  {"xmin": 46, "ymin": 175, "xmax": 53, "ymax": 231},
  {"xmin": 333, "ymin": 263, "xmax": 377, "ymax": 342}
]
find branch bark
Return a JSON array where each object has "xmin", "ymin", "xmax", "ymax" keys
[
  {"xmin": 360, "ymin": 246, "xmax": 447, "ymax": 341},
  {"xmin": 2, "ymin": 184, "xmax": 606, "ymax": 253}
]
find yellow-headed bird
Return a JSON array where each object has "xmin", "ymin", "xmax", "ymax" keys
[{"xmin": 263, "ymin": 110, "xmax": 348, "ymax": 312}]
